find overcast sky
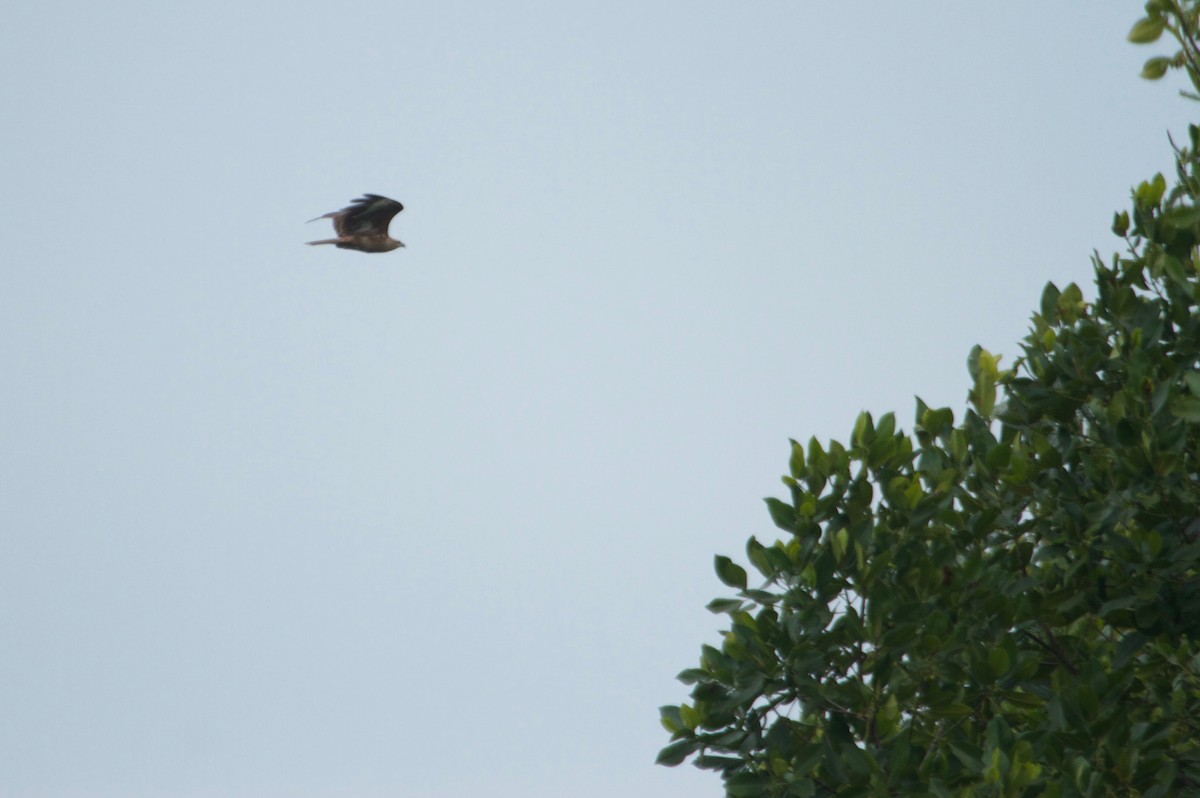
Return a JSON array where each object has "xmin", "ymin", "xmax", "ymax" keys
[{"xmin": 1, "ymin": 2, "xmax": 1194, "ymax": 797}]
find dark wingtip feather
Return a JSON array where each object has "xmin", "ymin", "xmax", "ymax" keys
[{"xmin": 359, "ymin": 193, "xmax": 403, "ymax": 210}]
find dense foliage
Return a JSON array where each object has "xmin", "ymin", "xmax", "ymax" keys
[{"xmin": 658, "ymin": 4, "xmax": 1200, "ymax": 796}]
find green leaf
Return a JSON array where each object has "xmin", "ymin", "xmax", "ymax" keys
[
  {"xmin": 831, "ymin": 527, "xmax": 849, "ymax": 561},
  {"xmin": 876, "ymin": 411, "xmax": 896, "ymax": 439},
  {"xmin": 789, "ymin": 779, "xmax": 815, "ymax": 797},
  {"xmin": 1040, "ymin": 282, "xmax": 1061, "ymax": 322},
  {"xmin": 1184, "ymin": 371, "xmax": 1200, "ymax": 396},
  {"xmin": 852, "ymin": 411, "xmax": 875, "ymax": 449},
  {"xmin": 707, "ymin": 598, "xmax": 745, "ymax": 614},
  {"xmin": 746, "ymin": 538, "xmax": 775, "ymax": 578},
  {"xmin": 1057, "ymin": 282, "xmax": 1085, "ymax": 322},
  {"xmin": 656, "ymin": 739, "xmax": 698, "ymax": 766},
  {"xmin": 1098, "ymin": 595, "xmax": 1138, "ymax": 618},
  {"xmin": 1000, "ymin": 689, "xmax": 1045, "ymax": 708},
  {"xmin": 1113, "ymin": 210, "xmax": 1131, "ymax": 236},
  {"xmin": 714, "ymin": 555, "xmax": 748, "ymax": 589},
  {"xmin": 1169, "ymin": 395, "xmax": 1200, "ymax": 422},
  {"xmin": 675, "ymin": 668, "xmax": 707, "ymax": 685},
  {"xmin": 968, "ymin": 346, "xmax": 998, "ymax": 417},
  {"xmin": 920, "ymin": 405, "xmax": 954, "ymax": 436},
  {"xmin": 679, "ymin": 703, "xmax": 703, "ymax": 730},
  {"xmin": 1141, "ymin": 56, "xmax": 1172, "ymax": 79},
  {"xmin": 806, "ymin": 437, "xmax": 829, "ymax": 479},
  {"xmin": 988, "ymin": 646, "xmax": 1010, "ymax": 678},
  {"xmin": 1128, "ymin": 16, "xmax": 1166, "ymax": 43},
  {"xmin": 931, "ymin": 703, "xmax": 974, "ymax": 719},
  {"xmin": 1161, "ymin": 205, "xmax": 1200, "ymax": 229},
  {"xmin": 1137, "ymin": 173, "xmax": 1168, "ymax": 206},
  {"xmin": 788, "ymin": 439, "xmax": 805, "ymax": 479},
  {"xmin": 903, "ymin": 478, "xmax": 923, "ymax": 509},
  {"xmin": 764, "ymin": 497, "xmax": 796, "ymax": 532},
  {"xmin": 947, "ymin": 739, "xmax": 983, "ymax": 770},
  {"xmin": 867, "ymin": 433, "xmax": 897, "ymax": 468},
  {"xmin": 725, "ymin": 773, "xmax": 768, "ymax": 797}
]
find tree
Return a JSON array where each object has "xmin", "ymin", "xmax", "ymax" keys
[{"xmin": 658, "ymin": 4, "xmax": 1200, "ymax": 796}]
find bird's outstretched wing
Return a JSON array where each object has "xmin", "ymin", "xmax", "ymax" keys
[{"xmin": 312, "ymin": 194, "xmax": 404, "ymax": 237}]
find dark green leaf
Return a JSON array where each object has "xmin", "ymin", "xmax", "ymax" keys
[
  {"xmin": 1169, "ymin": 395, "xmax": 1200, "ymax": 422},
  {"xmin": 1163, "ymin": 206, "xmax": 1200, "ymax": 232},
  {"xmin": 714, "ymin": 555, "xmax": 748, "ymax": 589},
  {"xmin": 707, "ymin": 598, "xmax": 745, "ymax": 614},
  {"xmin": 1113, "ymin": 210, "xmax": 1131, "ymax": 235},
  {"xmin": 725, "ymin": 772, "xmax": 768, "ymax": 796},
  {"xmin": 764, "ymin": 498, "xmax": 796, "ymax": 532},
  {"xmin": 656, "ymin": 739, "xmax": 699, "ymax": 766},
  {"xmin": 1040, "ymin": 282, "xmax": 1061, "ymax": 322}
]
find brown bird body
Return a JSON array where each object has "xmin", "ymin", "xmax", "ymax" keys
[{"xmin": 306, "ymin": 194, "xmax": 406, "ymax": 252}]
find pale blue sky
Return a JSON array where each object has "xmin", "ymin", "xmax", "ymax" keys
[{"xmin": 1, "ymin": 3, "xmax": 1193, "ymax": 797}]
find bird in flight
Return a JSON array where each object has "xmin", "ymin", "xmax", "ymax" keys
[{"xmin": 306, "ymin": 194, "xmax": 406, "ymax": 252}]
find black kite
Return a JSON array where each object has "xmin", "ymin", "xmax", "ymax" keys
[{"xmin": 306, "ymin": 194, "xmax": 405, "ymax": 253}]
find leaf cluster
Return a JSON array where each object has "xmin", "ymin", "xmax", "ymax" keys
[
  {"xmin": 1130, "ymin": 0, "xmax": 1200, "ymax": 94},
  {"xmin": 660, "ymin": 7, "xmax": 1200, "ymax": 796}
]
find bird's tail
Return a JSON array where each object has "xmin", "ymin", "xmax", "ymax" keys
[{"xmin": 305, "ymin": 239, "xmax": 340, "ymax": 246}]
